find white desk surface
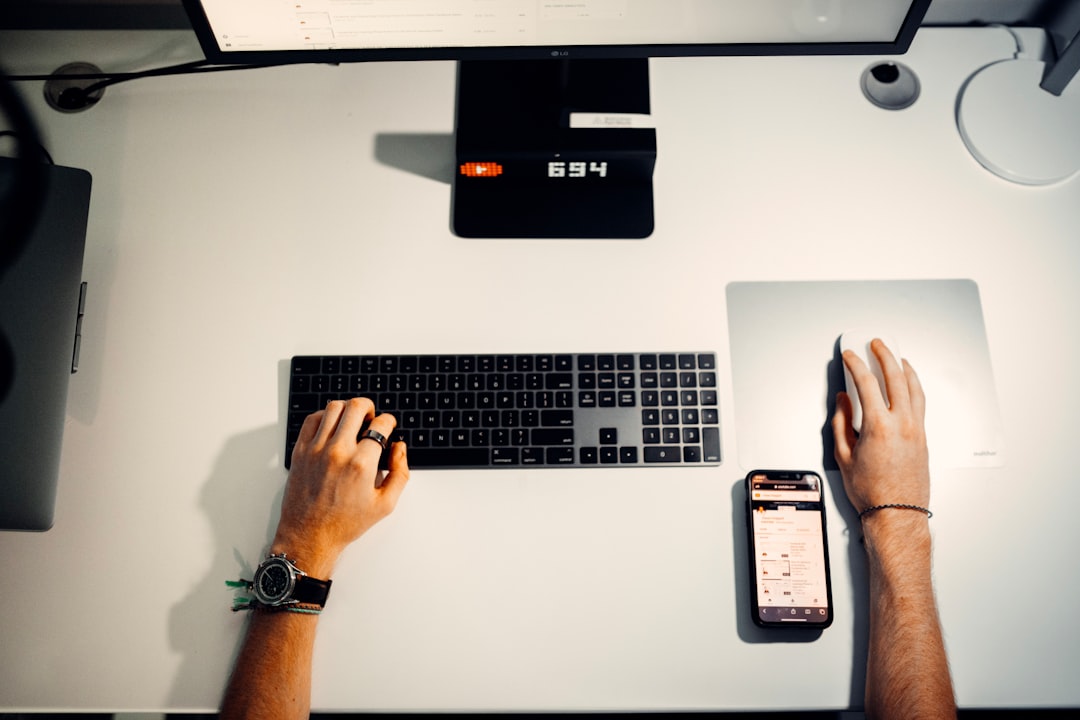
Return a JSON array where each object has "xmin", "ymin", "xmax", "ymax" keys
[{"xmin": 1, "ymin": 27, "xmax": 1078, "ymax": 713}]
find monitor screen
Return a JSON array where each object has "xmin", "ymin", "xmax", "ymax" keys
[{"xmin": 184, "ymin": 0, "xmax": 930, "ymax": 64}]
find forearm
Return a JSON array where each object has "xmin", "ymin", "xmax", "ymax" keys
[
  {"xmin": 221, "ymin": 611, "xmax": 319, "ymax": 720},
  {"xmin": 863, "ymin": 512, "xmax": 956, "ymax": 720}
]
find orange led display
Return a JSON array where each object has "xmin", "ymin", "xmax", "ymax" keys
[{"xmin": 460, "ymin": 162, "xmax": 504, "ymax": 178}]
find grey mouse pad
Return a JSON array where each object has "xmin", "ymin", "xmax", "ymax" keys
[{"xmin": 726, "ymin": 279, "xmax": 1005, "ymax": 472}]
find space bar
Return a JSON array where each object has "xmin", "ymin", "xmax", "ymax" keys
[{"xmin": 405, "ymin": 447, "xmax": 491, "ymax": 468}]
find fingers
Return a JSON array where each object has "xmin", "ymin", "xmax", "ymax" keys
[
  {"xmin": 903, "ymin": 359, "xmax": 926, "ymax": 424},
  {"xmin": 297, "ymin": 398, "xmax": 395, "ymax": 468},
  {"xmin": 378, "ymin": 440, "xmax": 411, "ymax": 509},
  {"xmin": 356, "ymin": 409, "xmax": 398, "ymax": 466},
  {"xmin": 333, "ymin": 397, "xmax": 376, "ymax": 446},
  {"xmin": 832, "ymin": 391, "xmax": 856, "ymax": 466},
  {"xmin": 297, "ymin": 409, "xmax": 325, "ymax": 446},
  {"xmin": 312, "ymin": 400, "xmax": 346, "ymax": 447},
  {"xmin": 871, "ymin": 338, "xmax": 910, "ymax": 414},
  {"xmin": 842, "ymin": 348, "xmax": 888, "ymax": 416}
]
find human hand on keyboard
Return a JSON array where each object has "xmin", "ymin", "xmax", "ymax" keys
[{"xmin": 271, "ymin": 397, "xmax": 409, "ymax": 578}]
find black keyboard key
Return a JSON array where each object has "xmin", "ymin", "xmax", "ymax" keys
[
  {"xmin": 545, "ymin": 373, "xmax": 574, "ymax": 389},
  {"xmin": 541, "ymin": 410, "xmax": 573, "ymax": 426},
  {"xmin": 546, "ymin": 447, "xmax": 575, "ymax": 464},
  {"xmin": 702, "ymin": 427, "xmax": 722, "ymax": 463},
  {"xmin": 492, "ymin": 447, "xmax": 519, "ymax": 465},
  {"xmin": 522, "ymin": 447, "xmax": 545, "ymax": 465},
  {"xmin": 532, "ymin": 428, "xmax": 574, "ymax": 446},
  {"xmin": 645, "ymin": 446, "xmax": 682, "ymax": 463},
  {"xmin": 292, "ymin": 357, "xmax": 321, "ymax": 374},
  {"xmin": 406, "ymin": 447, "xmax": 491, "ymax": 467},
  {"xmin": 290, "ymin": 393, "xmax": 320, "ymax": 412}
]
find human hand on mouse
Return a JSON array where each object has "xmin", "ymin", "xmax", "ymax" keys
[
  {"xmin": 832, "ymin": 338, "xmax": 930, "ymax": 516},
  {"xmin": 271, "ymin": 397, "xmax": 410, "ymax": 579}
]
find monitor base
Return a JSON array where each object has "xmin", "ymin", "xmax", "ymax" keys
[
  {"xmin": 957, "ymin": 58, "xmax": 1080, "ymax": 186},
  {"xmin": 453, "ymin": 59, "xmax": 657, "ymax": 239}
]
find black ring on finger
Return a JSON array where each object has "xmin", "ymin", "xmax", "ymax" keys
[{"xmin": 360, "ymin": 428, "xmax": 389, "ymax": 450}]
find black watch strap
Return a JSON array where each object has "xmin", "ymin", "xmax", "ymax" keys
[{"xmin": 293, "ymin": 574, "xmax": 332, "ymax": 607}]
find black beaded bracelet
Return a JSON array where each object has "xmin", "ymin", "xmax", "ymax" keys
[{"xmin": 859, "ymin": 503, "xmax": 933, "ymax": 520}]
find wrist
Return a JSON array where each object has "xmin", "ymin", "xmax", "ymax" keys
[
  {"xmin": 269, "ymin": 536, "xmax": 338, "ymax": 580},
  {"xmin": 861, "ymin": 509, "xmax": 933, "ymax": 573}
]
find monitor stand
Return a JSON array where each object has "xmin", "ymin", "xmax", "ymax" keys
[
  {"xmin": 957, "ymin": 57, "xmax": 1080, "ymax": 185},
  {"xmin": 453, "ymin": 59, "xmax": 657, "ymax": 239}
]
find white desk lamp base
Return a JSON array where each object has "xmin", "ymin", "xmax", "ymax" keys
[{"xmin": 957, "ymin": 58, "xmax": 1080, "ymax": 186}]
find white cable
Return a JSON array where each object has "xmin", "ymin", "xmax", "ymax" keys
[{"xmin": 988, "ymin": 22, "xmax": 1028, "ymax": 59}]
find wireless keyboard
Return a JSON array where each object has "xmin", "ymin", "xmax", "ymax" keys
[{"xmin": 285, "ymin": 353, "xmax": 721, "ymax": 469}]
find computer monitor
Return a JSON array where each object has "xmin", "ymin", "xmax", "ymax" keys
[{"xmin": 182, "ymin": 1, "xmax": 931, "ymax": 237}]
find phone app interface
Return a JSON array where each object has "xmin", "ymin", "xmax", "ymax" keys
[{"xmin": 750, "ymin": 473, "xmax": 829, "ymax": 623}]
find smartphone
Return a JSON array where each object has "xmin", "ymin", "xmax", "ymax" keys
[{"xmin": 746, "ymin": 470, "xmax": 833, "ymax": 628}]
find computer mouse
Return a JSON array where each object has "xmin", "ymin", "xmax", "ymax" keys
[{"xmin": 839, "ymin": 330, "xmax": 903, "ymax": 433}]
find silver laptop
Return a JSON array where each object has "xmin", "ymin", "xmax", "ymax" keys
[{"xmin": 0, "ymin": 157, "xmax": 91, "ymax": 531}]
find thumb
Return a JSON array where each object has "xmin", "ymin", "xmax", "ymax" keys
[
  {"xmin": 832, "ymin": 392, "xmax": 857, "ymax": 468},
  {"xmin": 377, "ymin": 442, "xmax": 411, "ymax": 512}
]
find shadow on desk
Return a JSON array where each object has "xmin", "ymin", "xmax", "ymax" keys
[
  {"xmin": 166, "ymin": 422, "xmax": 286, "ymax": 708},
  {"xmin": 373, "ymin": 133, "xmax": 455, "ymax": 185}
]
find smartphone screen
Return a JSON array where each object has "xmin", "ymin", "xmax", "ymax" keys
[{"xmin": 746, "ymin": 470, "xmax": 833, "ymax": 628}]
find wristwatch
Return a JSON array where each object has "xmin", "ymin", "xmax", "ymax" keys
[{"xmin": 251, "ymin": 554, "xmax": 332, "ymax": 609}]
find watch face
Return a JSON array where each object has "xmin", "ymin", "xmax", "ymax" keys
[{"xmin": 253, "ymin": 557, "xmax": 296, "ymax": 605}]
